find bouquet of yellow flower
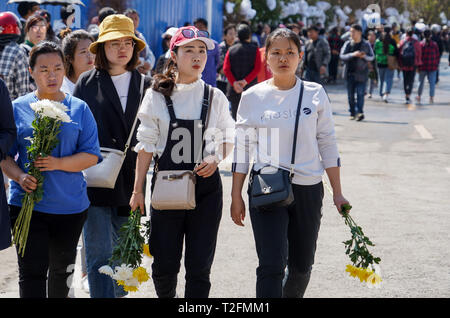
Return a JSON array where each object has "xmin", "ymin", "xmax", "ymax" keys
[
  {"xmin": 12, "ymin": 100, "xmax": 72, "ymax": 257},
  {"xmin": 341, "ymin": 204, "xmax": 382, "ymax": 288},
  {"xmin": 99, "ymin": 209, "xmax": 152, "ymax": 292}
]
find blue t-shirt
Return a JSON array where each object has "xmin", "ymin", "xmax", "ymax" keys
[{"xmin": 8, "ymin": 92, "xmax": 102, "ymax": 214}]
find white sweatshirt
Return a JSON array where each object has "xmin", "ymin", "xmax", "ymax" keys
[
  {"xmin": 135, "ymin": 78, "xmax": 235, "ymax": 158},
  {"xmin": 232, "ymin": 78, "xmax": 341, "ymax": 186}
]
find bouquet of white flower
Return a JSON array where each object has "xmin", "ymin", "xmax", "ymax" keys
[
  {"xmin": 99, "ymin": 209, "xmax": 152, "ymax": 292},
  {"xmin": 12, "ymin": 100, "xmax": 71, "ymax": 257}
]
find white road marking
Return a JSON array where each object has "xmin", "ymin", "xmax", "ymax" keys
[{"xmin": 414, "ymin": 125, "xmax": 433, "ymax": 139}]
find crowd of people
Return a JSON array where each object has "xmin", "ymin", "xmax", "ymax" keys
[
  {"xmin": 0, "ymin": 1, "xmax": 447, "ymax": 299},
  {"xmin": 222, "ymin": 20, "xmax": 448, "ymax": 121}
]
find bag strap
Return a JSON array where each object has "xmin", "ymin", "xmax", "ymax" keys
[
  {"xmin": 124, "ymin": 73, "xmax": 146, "ymax": 153},
  {"xmin": 161, "ymin": 83, "xmax": 214, "ymax": 168},
  {"xmin": 290, "ymin": 81, "xmax": 305, "ymax": 177},
  {"xmin": 194, "ymin": 84, "xmax": 214, "ymax": 166}
]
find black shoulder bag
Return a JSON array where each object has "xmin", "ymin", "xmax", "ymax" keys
[{"xmin": 249, "ymin": 81, "xmax": 305, "ymax": 211}]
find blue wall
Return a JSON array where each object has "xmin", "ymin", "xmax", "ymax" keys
[
  {"xmin": 128, "ymin": 0, "xmax": 224, "ymax": 58},
  {"xmin": 0, "ymin": 0, "xmax": 224, "ymax": 60}
]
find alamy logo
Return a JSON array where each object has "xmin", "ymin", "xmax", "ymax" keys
[{"xmin": 303, "ymin": 107, "xmax": 312, "ymax": 115}]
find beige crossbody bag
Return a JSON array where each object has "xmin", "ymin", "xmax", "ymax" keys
[
  {"xmin": 150, "ymin": 86, "xmax": 214, "ymax": 210},
  {"xmin": 83, "ymin": 74, "xmax": 145, "ymax": 189}
]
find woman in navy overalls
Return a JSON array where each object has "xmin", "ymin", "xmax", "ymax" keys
[{"xmin": 130, "ymin": 26, "xmax": 235, "ymax": 298}]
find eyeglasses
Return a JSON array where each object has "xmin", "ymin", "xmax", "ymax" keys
[
  {"xmin": 31, "ymin": 24, "xmax": 47, "ymax": 32},
  {"xmin": 108, "ymin": 39, "xmax": 135, "ymax": 50},
  {"xmin": 181, "ymin": 29, "xmax": 210, "ymax": 39}
]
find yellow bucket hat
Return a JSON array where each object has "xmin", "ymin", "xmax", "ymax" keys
[{"xmin": 89, "ymin": 14, "xmax": 146, "ymax": 54}]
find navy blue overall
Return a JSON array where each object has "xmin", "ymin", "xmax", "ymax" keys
[{"xmin": 149, "ymin": 84, "xmax": 223, "ymax": 298}]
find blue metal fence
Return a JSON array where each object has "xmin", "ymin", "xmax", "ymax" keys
[
  {"xmin": 0, "ymin": 0, "xmax": 223, "ymax": 60},
  {"xmin": 128, "ymin": 0, "xmax": 224, "ymax": 59}
]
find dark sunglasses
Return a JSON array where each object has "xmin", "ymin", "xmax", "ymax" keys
[{"xmin": 181, "ymin": 29, "xmax": 210, "ymax": 39}]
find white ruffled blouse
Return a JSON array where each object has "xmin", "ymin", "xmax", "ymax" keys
[{"xmin": 135, "ymin": 78, "xmax": 235, "ymax": 158}]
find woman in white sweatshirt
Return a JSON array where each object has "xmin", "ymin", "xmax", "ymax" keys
[
  {"xmin": 129, "ymin": 26, "xmax": 234, "ymax": 298},
  {"xmin": 231, "ymin": 28, "xmax": 350, "ymax": 298}
]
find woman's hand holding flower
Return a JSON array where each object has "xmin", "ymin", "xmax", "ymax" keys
[{"xmin": 34, "ymin": 155, "xmax": 61, "ymax": 172}]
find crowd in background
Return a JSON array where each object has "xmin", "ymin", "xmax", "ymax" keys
[{"xmin": 2, "ymin": 2, "xmax": 449, "ymax": 114}]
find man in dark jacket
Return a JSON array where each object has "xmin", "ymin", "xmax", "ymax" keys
[
  {"xmin": 223, "ymin": 23, "xmax": 261, "ymax": 120},
  {"xmin": 0, "ymin": 78, "xmax": 16, "ymax": 250},
  {"xmin": 340, "ymin": 24, "xmax": 374, "ymax": 121},
  {"xmin": 303, "ymin": 25, "xmax": 331, "ymax": 84}
]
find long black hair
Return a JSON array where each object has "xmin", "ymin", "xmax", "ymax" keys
[
  {"xmin": 152, "ymin": 47, "xmax": 178, "ymax": 97},
  {"xmin": 61, "ymin": 29, "xmax": 94, "ymax": 78}
]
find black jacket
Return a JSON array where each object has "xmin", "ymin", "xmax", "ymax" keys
[
  {"xmin": 73, "ymin": 69, "xmax": 151, "ymax": 215},
  {"xmin": 0, "ymin": 78, "xmax": 16, "ymax": 250}
]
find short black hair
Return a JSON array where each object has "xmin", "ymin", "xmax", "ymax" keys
[
  {"xmin": 194, "ymin": 18, "xmax": 208, "ymax": 28},
  {"xmin": 307, "ymin": 25, "xmax": 319, "ymax": 32},
  {"xmin": 223, "ymin": 24, "xmax": 236, "ymax": 36},
  {"xmin": 98, "ymin": 7, "xmax": 117, "ymax": 23},
  {"xmin": 123, "ymin": 8, "xmax": 139, "ymax": 17},
  {"xmin": 29, "ymin": 41, "xmax": 64, "ymax": 70},
  {"xmin": 17, "ymin": 2, "xmax": 39, "ymax": 18},
  {"xmin": 237, "ymin": 23, "xmax": 251, "ymax": 42},
  {"xmin": 406, "ymin": 27, "xmax": 414, "ymax": 37},
  {"xmin": 351, "ymin": 24, "xmax": 363, "ymax": 33}
]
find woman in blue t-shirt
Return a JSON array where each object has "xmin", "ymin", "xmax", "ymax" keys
[{"xmin": 0, "ymin": 41, "xmax": 102, "ymax": 298}]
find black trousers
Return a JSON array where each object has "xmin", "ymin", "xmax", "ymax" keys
[
  {"xmin": 9, "ymin": 205, "xmax": 87, "ymax": 298},
  {"xmin": 149, "ymin": 170, "xmax": 223, "ymax": 298},
  {"xmin": 227, "ymin": 89, "xmax": 242, "ymax": 121},
  {"xmin": 403, "ymin": 70, "xmax": 416, "ymax": 95},
  {"xmin": 249, "ymin": 182, "xmax": 324, "ymax": 298},
  {"xmin": 328, "ymin": 54, "xmax": 340, "ymax": 80}
]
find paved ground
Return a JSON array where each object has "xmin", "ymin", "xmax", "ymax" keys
[{"xmin": 1, "ymin": 55, "xmax": 449, "ymax": 298}]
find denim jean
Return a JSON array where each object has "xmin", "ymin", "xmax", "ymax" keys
[
  {"xmin": 378, "ymin": 67, "xmax": 394, "ymax": 96},
  {"xmin": 368, "ymin": 78, "xmax": 377, "ymax": 95},
  {"xmin": 347, "ymin": 75, "xmax": 367, "ymax": 116},
  {"xmin": 418, "ymin": 70, "xmax": 437, "ymax": 98},
  {"xmin": 83, "ymin": 205, "xmax": 128, "ymax": 298},
  {"xmin": 249, "ymin": 182, "xmax": 323, "ymax": 298}
]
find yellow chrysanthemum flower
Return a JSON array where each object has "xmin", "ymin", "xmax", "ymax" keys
[
  {"xmin": 133, "ymin": 266, "xmax": 150, "ymax": 283},
  {"xmin": 366, "ymin": 272, "xmax": 382, "ymax": 288},
  {"xmin": 345, "ymin": 264, "xmax": 359, "ymax": 278},
  {"xmin": 143, "ymin": 244, "xmax": 152, "ymax": 257},
  {"xmin": 116, "ymin": 280, "xmax": 125, "ymax": 286},
  {"xmin": 124, "ymin": 285, "xmax": 139, "ymax": 292},
  {"xmin": 357, "ymin": 268, "xmax": 373, "ymax": 283}
]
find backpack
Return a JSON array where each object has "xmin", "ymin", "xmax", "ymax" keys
[{"xmin": 401, "ymin": 40, "xmax": 415, "ymax": 67}]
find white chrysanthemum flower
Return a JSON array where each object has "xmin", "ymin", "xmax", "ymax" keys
[
  {"xmin": 372, "ymin": 264, "xmax": 382, "ymax": 276},
  {"xmin": 113, "ymin": 264, "xmax": 133, "ymax": 281},
  {"xmin": 98, "ymin": 265, "xmax": 114, "ymax": 277},
  {"xmin": 30, "ymin": 100, "xmax": 71, "ymax": 123},
  {"xmin": 124, "ymin": 277, "xmax": 139, "ymax": 287}
]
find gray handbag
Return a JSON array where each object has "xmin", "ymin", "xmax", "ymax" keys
[
  {"xmin": 249, "ymin": 81, "xmax": 304, "ymax": 210},
  {"xmin": 82, "ymin": 74, "xmax": 146, "ymax": 189}
]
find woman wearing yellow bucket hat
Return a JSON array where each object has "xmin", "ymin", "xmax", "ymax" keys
[{"xmin": 73, "ymin": 14, "xmax": 151, "ymax": 298}]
